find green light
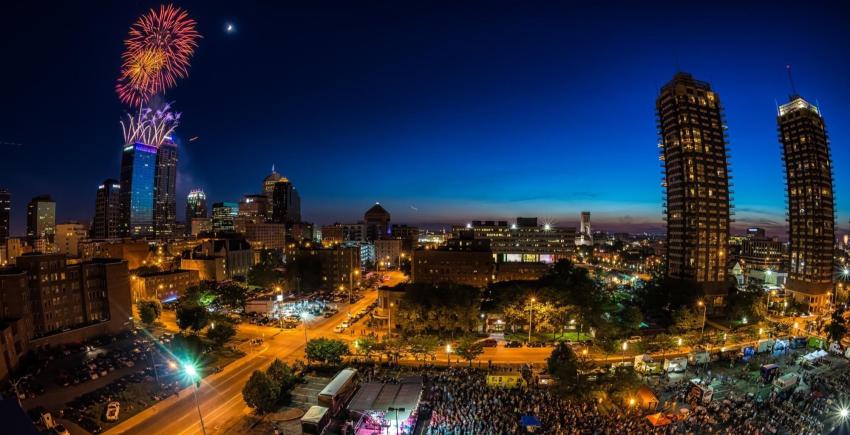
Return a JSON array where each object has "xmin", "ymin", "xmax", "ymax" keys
[{"xmin": 184, "ymin": 363, "xmax": 198, "ymax": 378}]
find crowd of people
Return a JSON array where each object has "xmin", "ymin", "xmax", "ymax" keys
[{"xmin": 416, "ymin": 359, "xmax": 850, "ymax": 435}]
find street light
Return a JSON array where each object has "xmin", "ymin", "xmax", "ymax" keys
[
  {"xmin": 840, "ymin": 407, "xmax": 849, "ymax": 419},
  {"xmin": 388, "ymin": 302, "xmax": 394, "ymax": 337},
  {"xmin": 184, "ymin": 363, "xmax": 207, "ymax": 435},
  {"xmin": 621, "ymin": 341, "xmax": 628, "ymax": 366},
  {"xmin": 528, "ymin": 298, "xmax": 536, "ymax": 344},
  {"xmin": 446, "ymin": 344, "xmax": 452, "ymax": 366},
  {"xmin": 301, "ymin": 311, "xmax": 309, "ymax": 347},
  {"xmin": 697, "ymin": 300, "xmax": 706, "ymax": 341}
]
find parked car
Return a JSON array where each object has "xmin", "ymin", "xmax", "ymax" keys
[
  {"xmin": 480, "ymin": 339, "xmax": 498, "ymax": 347},
  {"xmin": 505, "ymin": 340, "xmax": 523, "ymax": 348}
]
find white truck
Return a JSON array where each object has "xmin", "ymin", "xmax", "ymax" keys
[{"xmin": 773, "ymin": 373, "xmax": 799, "ymax": 394}]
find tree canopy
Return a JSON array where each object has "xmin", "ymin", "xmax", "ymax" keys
[
  {"xmin": 395, "ymin": 283, "xmax": 481, "ymax": 335},
  {"xmin": 305, "ymin": 338, "xmax": 350, "ymax": 365},
  {"xmin": 138, "ymin": 299, "xmax": 162, "ymax": 325},
  {"xmin": 547, "ymin": 342, "xmax": 580, "ymax": 394},
  {"xmin": 242, "ymin": 371, "xmax": 279, "ymax": 414}
]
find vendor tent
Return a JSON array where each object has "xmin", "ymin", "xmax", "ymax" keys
[
  {"xmin": 646, "ymin": 413, "xmax": 672, "ymax": 427},
  {"xmin": 636, "ymin": 387, "xmax": 659, "ymax": 411}
]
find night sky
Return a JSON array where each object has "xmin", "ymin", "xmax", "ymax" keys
[{"xmin": 2, "ymin": 1, "xmax": 848, "ymax": 237}]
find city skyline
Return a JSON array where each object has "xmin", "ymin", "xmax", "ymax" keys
[{"xmin": 2, "ymin": 1, "xmax": 849, "ymax": 237}]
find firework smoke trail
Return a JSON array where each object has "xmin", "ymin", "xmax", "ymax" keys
[{"xmin": 117, "ymin": 4, "xmax": 200, "ymax": 107}]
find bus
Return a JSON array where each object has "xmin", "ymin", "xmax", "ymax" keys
[
  {"xmin": 318, "ymin": 368, "xmax": 358, "ymax": 416},
  {"xmin": 301, "ymin": 405, "xmax": 330, "ymax": 434}
]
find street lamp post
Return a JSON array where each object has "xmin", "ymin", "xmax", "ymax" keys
[
  {"xmin": 528, "ymin": 298, "xmax": 536, "ymax": 344},
  {"xmin": 697, "ymin": 300, "xmax": 707, "ymax": 341},
  {"xmin": 446, "ymin": 344, "xmax": 452, "ymax": 366},
  {"xmin": 184, "ymin": 364, "xmax": 207, "ymax": 435},
  {"xmin": 388, "ymin": 302, "xmax": 394, "ymax": 338},
  {"xmin": 301, "ymin": 312, "xmax": 309, "ymax": 347},
  {"xmin": 621, "ymin": 341, "xmax": 628, "ymax": 366}
]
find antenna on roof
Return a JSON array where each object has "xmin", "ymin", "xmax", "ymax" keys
[{"xmin": 785, "ymin": 64, "xmax": 798, "ymax": 97}]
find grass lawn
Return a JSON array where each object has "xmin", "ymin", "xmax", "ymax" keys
[{"xmin": 504, "ymin": 331, "xmax": 592, "ymax": 343}]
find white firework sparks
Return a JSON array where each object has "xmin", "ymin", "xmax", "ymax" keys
[{"xmin": 121, "ymin": 103, "xmax": 181, "ymax": 146}]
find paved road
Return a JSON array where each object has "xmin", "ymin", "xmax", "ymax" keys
[{"xmin": 107, "ymin": 274, "xmax": 405, "ymax": 435}]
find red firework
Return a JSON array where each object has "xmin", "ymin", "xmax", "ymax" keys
[{"xmin": 117, "ymin": 4, "xmax": 200, "ymax": 106}]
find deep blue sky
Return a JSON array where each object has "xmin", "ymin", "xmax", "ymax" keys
[{"xmin": 1, "ymin": 1, "xmax": 848, "ymax": 237}]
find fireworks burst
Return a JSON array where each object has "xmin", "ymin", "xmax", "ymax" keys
[
  {"xmin": 121, "ymin": 103, "xmax": 181, "ymax": 146},
  {"xmin": 117, "ymin": 4, "xmax": 200, "ymax": 106}
]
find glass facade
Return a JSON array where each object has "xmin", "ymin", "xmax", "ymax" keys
[{"xmin": 120, "ymin": 143, "xmax": 157, "ymax": 237}]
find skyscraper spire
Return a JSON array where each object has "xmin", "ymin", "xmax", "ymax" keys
[{"xmin": 786, "ymin": 64, "xmax": 798, "ymax": 97}]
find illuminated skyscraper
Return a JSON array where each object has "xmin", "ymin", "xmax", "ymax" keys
[
  {"xmin": 93, "ymin": 179, "xmax": 121, "ymax": 239},
  {"xmin": 153, "ymin": 142, "xmax": 178, "ymax": 238},
  {"xmin": 0, "ymin": 188, "xmax": 9, "ymax": 244},
  {"xmin": 576, "ymin": 211, "xmax": 592, "ymax": 246},
  {"xmin": 657, "ymin": 73, "xmax": 731, "ymax": 305},
  {"xmin": 119, "ymin": 143, "xmax": 157, "ymax": 237},
  {"xmin": 212, "ymin": 202, "xmax": 239, "ymax": 232},
  {"xmin": 26, "ymin": 195, "xmax": 56, "ymax": 243},
  {"xmin": 778, "ymin": 95, "xmax": 835, "ymax": 310},
  {"xmin": 186, "ymin": 189, "xmax": 208, "ymax": 222},
  {"xmin": 271, "ymin": 178, "xmax": 301, "ymax": 225}
]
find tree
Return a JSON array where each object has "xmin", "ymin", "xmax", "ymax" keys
[
  {"xmin": 354, "ymin": 336, "xmax": 379, "ymax": 361},
  {"xmin": 547, "ymin": 342, "xmax": 580, "ymax": 394},
  {"xmin": 247, "ymin": 265, "xmax": 284, "ymax": 289},
  {"xmin": 454, "ymin": 336, "xmax": 484, "ymax": 367},
  {"xmin": 206, "ymin": 321, "xmax": 236, "ymax": 348},
  {"xmin": 305, "ymin": 338, "xmax": 349, "ymax": 365},
  {"xmin": 213, "ymin": 283, "xmax": 248, "ymax": 311},
  {"xmin": 635, "ymin": 276, "xmax": 704, "ymax": 327},
  {"xmin": 672, "ymin": 307, "xmax": 702, "ymax": 333},
  {"xmin": 138, "ymin": 300, "xmax": 162, "ymax": 325},
  {"xmin": 726, "ymin": 286, "xmax": 766, "ymax": 323},
  {"xmin": 826, "ymin": 307, "xmax": 848, "ymax": 343},
  {"xmin": 170, "ymin": 333, "xmax": 204, "ymax": 362},
  {"xmin": 380, "ymin": 338, "xmax": 408, "ymax": 365},
  {"xmin": 406, "ymin": 335, "xmax": 439, "ymax": 362},
  {"xmin": 266, "ymin": 359, "xmax": 299, "ymax": 405},
  {"xmin": 242, "ymin": 371, "xmax": 279, "ymax": 414},
  {"xmin": 620, "ymin": 306, "xmax": 644, "ymax": 332},
  {"xmin": 176, "ymin": 303, "xmax": 209, "ymax": 332},
  {"xmin": 394, "ymin": 283, "xmax": 481, "ymax": 335}
]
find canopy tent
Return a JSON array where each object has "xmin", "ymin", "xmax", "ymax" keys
[
  {"xmin": 520, "ymin": 415, "xmax": 541, "ymax": 427},
  {"xmin": 636, "ymin": 386, "xmax": 659, "ymax": 410},
  {"xmin": 802, "ymin": 349, "xmax": 828, "ymax": 363},
  {"xmin": 646, "ymin": 413, "xmax": 672, "ymax": 427},
  {"xmin": 348, "ymin": 377, "xmax": 423, "ymax": 433}
]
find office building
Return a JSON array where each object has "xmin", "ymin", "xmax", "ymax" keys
[
  {"xmin": 78, "ymin": 239, "xmax": 151, "ymax": 270},
  {"xmin": 779, "ymin": 95, "xmax": 836, "ymax": 310},
  {"xmin": 364, "ymin": 203, "xmax": 391, "ymax": 241},
  {"xmin": 92, "ymin": 179, "xmax": 121, "ymax": 239},
  {"xmin": 130, "ymin": 269, "xmax": 199, "ymax": 303},
  {"xmin": 0, "ymin": 189, "xmax": 9, "ymax": 244},
  {"xmin": 271, "ymin": 178, "xmax": 301, "ymax": 225},
  {"xmin": 185, "ymin": 234, "xmax": 254, "ymax": 280},
  {"xmin": 54, "ymin": 222, "xmax": 88, "ymax": 257},
  {"xmin": 411, "ymin": 235, "xmax": 495, "ymax": 287},
  {"xmin": 321, "ymin": 223, "xmax": 367, "ymax": 245},
  {"xmin": 657, "ymin": 73, "xmax": 732, "ymax": 306},
  {"xmin": 153, "ymin": 142, "xmax": 178, "ymax": 238},
  {"xmin": 26, "ymin": 195, "xmax": 56, "ymax": 246},
  {"xmin": 239, "ymin": 194, "xmax": 270, "ymax": 222},
  {"xmin": 189, "ymin": 217, "xmax": 212, "ymax": 236},
  {"xmin": 451, "ymin": 218, "xmax": 575, "ymax": 263},
  {"xmin": 375, "ymin": 238, "xmax": 403, "ymax": 269},
  {"xmin": 290, "ymin": 245, "xmax": 361, "ymax": 291},
  {"xmin": 212, "ymin": 202, "xmax": 239, "ymax": 232},
  {"xmin": 185, "ymin": 189, "xmax": 208, "ymax": 233},
  {"xmin": 391, "ymin": 224, "xmax": 420, "ymax": 252},
  {"xmin": 245, "ymin": 222, "xmax": 286, "ymax": 250},
  {"xmin": 263, "ymin": 167, "xmax": 282, "ymax": 198},
  {"xmin": 119, "ymin": 143, "xmax": 157, "ymax": 237}
]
